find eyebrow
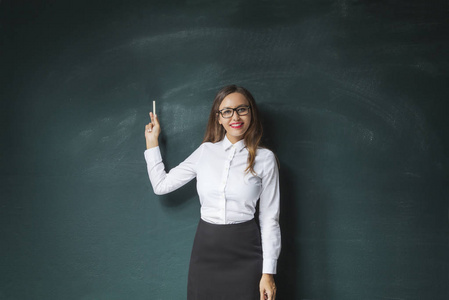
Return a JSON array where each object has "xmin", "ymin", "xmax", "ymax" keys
[{"xmin": 220, "ymin": 105, "xmax": 248, "ymax": 110}]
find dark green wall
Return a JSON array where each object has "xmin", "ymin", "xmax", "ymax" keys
[{"xmin": 1, "ymin": 0, "xmax": 448, "ymax": 299}]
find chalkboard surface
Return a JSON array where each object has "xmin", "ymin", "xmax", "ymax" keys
[{"xmin": 1, "ymin": 0, "xmax": 448, "ymax": 299}]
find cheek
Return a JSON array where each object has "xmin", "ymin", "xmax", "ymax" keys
[{"xmin": 219, "ymin": 117, "xmax": 228, "ymax": 126}]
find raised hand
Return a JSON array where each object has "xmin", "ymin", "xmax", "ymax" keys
[{"xmin": 145, "ymin": 112, "xmax": 161, "ymax": 149}]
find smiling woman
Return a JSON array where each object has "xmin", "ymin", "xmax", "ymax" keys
[
  {"xmin": 203, "ymin": 85, "xmax": 265, "ymax": 176},
  {"xmin": 217, "ymin": 93, "xmax": 252, "ymax": 143},
  {"xmin": 144, "ymin": 85, "xmax": 281, "ymax": 300}
]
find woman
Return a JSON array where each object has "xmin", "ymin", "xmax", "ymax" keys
[{"xmin": 144, "ymin": 85, "xmax": 281, "ymax": 300}]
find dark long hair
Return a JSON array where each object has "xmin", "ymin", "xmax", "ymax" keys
[{"xmin": 203, "ymin": 85, "xmax": 263, "ymax": 175}]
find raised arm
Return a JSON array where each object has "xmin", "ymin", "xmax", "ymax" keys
[{"xmin": 144, "ymin": 111, "xmax": 203, "ymax": 195}]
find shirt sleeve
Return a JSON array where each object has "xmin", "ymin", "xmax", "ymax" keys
[
  {"xmin": 144, "ymin": 145, "xmax": 203, "ymax": 195},
  {"xmin": 258, "ymin": 150, "xmax": 281, "ymax": 274}
]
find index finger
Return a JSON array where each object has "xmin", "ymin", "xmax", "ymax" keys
[{"xmin": 153, "ymin": 113, "xmax": 160, "ymax": 126}]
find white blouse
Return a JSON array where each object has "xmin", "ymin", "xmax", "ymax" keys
[{"xmin": 144, "ymin": 135, "xmax": 281, "ymax": 274}]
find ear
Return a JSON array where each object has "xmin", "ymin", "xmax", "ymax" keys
[{"xmin": 217, "ymin": 114, "xmax": 222, "ymax": 125}]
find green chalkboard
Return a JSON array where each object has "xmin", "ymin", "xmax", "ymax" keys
[{"xmin": 1, "ymin": 0, "xmax": 448, "ymax": 299}]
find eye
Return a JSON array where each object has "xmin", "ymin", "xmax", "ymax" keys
[
  {"xmin": 237, "ymin": 107, "xmax": 247, "ymax": 113},
  {"xmin": 222, "ymin": 109, "xmax": 233, "ymax": 117}
]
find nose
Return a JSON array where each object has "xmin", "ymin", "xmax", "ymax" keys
[{"xmin": 232, "ymin": 111, "xmax": 241, "ymax": 121}]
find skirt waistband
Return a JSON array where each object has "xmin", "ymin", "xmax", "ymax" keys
[{"xmin": 199, "ymin": 218, "xmax": 256, "ymax": 228}]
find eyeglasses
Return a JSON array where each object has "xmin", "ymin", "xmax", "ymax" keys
[{"xmin": 217, "ymin": 106, "xmax": 251, "ymax": 119}]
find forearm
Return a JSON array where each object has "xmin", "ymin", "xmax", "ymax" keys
[{"xmin": 260, "ymin": 220, "xmax": 281, "ymax": 274}]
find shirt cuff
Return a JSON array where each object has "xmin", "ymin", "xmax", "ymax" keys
[
  {"xmin": 144, "ymin": 146, "xmax": 162, "ymax": 165},
  {"xmin": 262, "ymin": 259, "xmax": 277, "ymax": 274}
]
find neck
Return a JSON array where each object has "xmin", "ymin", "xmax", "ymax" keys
[{"xmin": 226, "ymin": 133, "xmax": 244, "ymax": 144}]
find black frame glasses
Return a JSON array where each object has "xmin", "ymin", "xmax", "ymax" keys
[{"xmin": 217, "ymin": 105, "xmax": 251, "ymax": 119}]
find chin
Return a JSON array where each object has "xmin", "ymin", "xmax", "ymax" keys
[{"xmin": 230, "ymin": 133, "xmax": 246, "ymax": 139}]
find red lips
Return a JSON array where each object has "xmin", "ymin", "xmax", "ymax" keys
[{"xmin": 230, "ymin": 122, "xmax": 244, "ymax": 129}]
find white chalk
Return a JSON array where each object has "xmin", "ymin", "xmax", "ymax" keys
[{"xmin": 153, "ymin": 100, "xmax": 156, "ymax": 115}]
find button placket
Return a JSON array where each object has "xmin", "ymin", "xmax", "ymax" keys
[{"xmin": 220, "ymin": 147, "xmax": 236, "ymax": 223}]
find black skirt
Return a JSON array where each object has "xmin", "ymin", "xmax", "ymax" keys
[{"xmin": 187, "ymin": 218, "xmax": 263, "ymax": 300}]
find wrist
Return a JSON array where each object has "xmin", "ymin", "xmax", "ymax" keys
[{"xmin": 146, "ymin": 140, "xmax": 159, "ymax": 149}]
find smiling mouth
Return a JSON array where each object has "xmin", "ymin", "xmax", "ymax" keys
[{"xmin": 230, "ymin": 122, "xmax": 244, "ymax": 129}]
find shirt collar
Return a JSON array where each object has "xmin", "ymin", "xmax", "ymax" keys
[{"xmin": 222, "ymin": 135, "xmax": 246, "ymax": 152}]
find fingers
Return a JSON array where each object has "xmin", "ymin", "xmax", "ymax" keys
[
  {"xmin": 149, "ymin": 111, "xmax": 160, "ymax": 129},
  {"xmin": 260, "ymin": 288, "xmax": 269, "ymax": 300},
  {"xmin": 152, "ymin": 112, "xmax": 160, "ymax": 126},
  {"xmin": 260, "ymin": 287, "xmax": 276, "ymax": 300},
  {"xmin": 266, "ymin": 291, "xmax": 272, "ymax": 300},
  {"xmin": 270, "ymin": 284, "xmax": 277, "ymax": 300},
  {"xmin": 147, "ymin": 111, "xmax": 157, "ymax": 132},
  {"xmin": 149, "ymin": 111, "xmax": 159, "ymax": 123}
]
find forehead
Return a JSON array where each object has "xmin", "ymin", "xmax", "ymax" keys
[{"xmin": 219, "ymin": 92, "xmax": 249, "ymax": 109}]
